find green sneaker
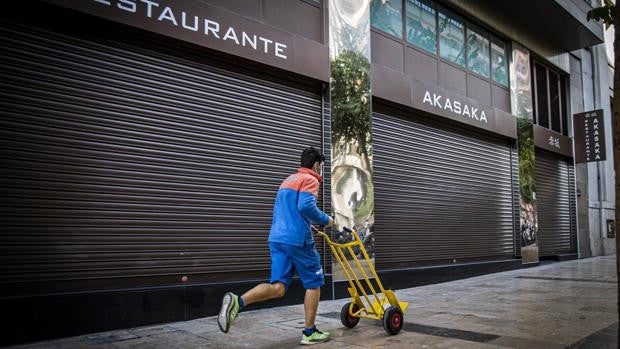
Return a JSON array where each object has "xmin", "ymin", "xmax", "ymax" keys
[
  {"xmin": 217, "ymin": 292, "xmax": 239, "ymax": 333},
  {"xmin": 300, "ymin": 328, "xmax": 331, "ymax": 345}
]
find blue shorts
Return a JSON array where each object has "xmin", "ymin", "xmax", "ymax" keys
[{"xmin": 269, "ymin": 242, "xmax": 324, "ymax": 290}]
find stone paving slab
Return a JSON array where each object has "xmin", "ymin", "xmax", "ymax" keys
[{"xmin": 6, "ymin": 256, "xmax": 618, "ymax": 349}]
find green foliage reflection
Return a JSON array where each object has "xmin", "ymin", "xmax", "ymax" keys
[
  {"xmin": 330, "ymin": 50, "xmax": 372, "ymax": 156},
  {"xmin": 517, "ymin": 118, "xmax": 535, "ymax": 203}
]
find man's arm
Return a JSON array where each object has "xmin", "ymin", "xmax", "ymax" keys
[{"xmin": 297, "ymin": 178, "xmax": 331, "ymax": 226}]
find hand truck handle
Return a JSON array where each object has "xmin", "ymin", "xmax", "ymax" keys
[{"xmin": 312, "ymin": 226, "xmax": 353, "ymax": 233}]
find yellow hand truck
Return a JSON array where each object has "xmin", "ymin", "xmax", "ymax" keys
[{"xmin": 313, "ymin": 226, "xmax": 409, "ymax": 335}]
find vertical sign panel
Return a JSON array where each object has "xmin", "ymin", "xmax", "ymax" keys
[
  {"xmin": 574, "ymin": 109, "xmax": 606, "ymax": 163},
  {"xmin": 510, "ymin": 42, "xmax": 539, "ymax": 264},
  {"xmin": 329, "ymin": 0, "xmax": 373, "ymax": 281}
]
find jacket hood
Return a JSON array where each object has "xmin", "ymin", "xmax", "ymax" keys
[{"xmin": 297, "ymin": 167, "xmax": 322, "ymax": 183}]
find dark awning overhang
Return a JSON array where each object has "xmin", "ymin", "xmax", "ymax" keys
[{"xmin": 492, "ymin": 0, "xmax": 604, "ymax": 51}]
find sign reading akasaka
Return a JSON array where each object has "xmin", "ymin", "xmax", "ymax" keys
[
  {"xmin": 421, "ymin": 91, "xmax": 488, "ymax": 123},
  {"xmin": 412, "ymin": 80, "xmax": 494, "ymax": 127},
  {"xmin": 574, "ymin": 109, "xmax": 606, "ymax": 163}
]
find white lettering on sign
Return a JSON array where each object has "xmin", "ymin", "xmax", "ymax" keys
[
  {"xmin": 422, "ymin": 91, "xmax": 488, "ymax": 123},
  {"xmin": 118, "ymin": 0, "xmax": 136, "ymax": 12},
  {"xmin": 242, "ymin": 32, "xmax": 257, "ymax": 49},
  {"xmin": 548, "ymin": 136, "xmax": 560, "ymax": 149},
  {"xmin": 181, "ymin": 12, "xmax": 198, "ymax": 31},
  {"xmin": 94, "ymin": 0, "xmax": 288, "ymax": 59},
  {"xmin": 581, "ymin": 111, "xmax": 606, "ymax": 162},
  {"xmin": 223, "ymin": 27, "xmax": 240, "ymax": 45}
]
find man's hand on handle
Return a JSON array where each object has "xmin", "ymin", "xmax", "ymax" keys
[
  {"xmin": 326, "ymin": 216, "xmax": 334, "ymax": 227},
  {"xmin": 312, "ymin": 217, "xmax": 334, "ymax": 234}
]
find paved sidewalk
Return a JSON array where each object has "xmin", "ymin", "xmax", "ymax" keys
[{"xmin": 7, "ymin": 256, "xmax": 618, "ymax": 349}]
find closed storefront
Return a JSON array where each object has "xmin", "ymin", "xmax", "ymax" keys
[
  {"xmin": 0, "ymin": 4, "xmax": 328, "ymax": 343},
  {"xmin": 372, "ymin": 106, "xmax": 517, "ymax": 270},
  {"xmin": 2, "ymin": 0, "xmax": 595, "ymax": 346},
  {"xmin": 0, "ymin": 8, "xmax": 326, "ymax": 293},
  {"xmin": 535, "ymin": 150, "xmax": 578, "ymax": 257}
]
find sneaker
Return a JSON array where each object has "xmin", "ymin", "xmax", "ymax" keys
[
  {"xmin": 217, "ymin": 292, "xmax": 239, "ymax": 333},
  {"xmin": 300, "ymin": 328, "xmax": 331, "ymax": 345}
]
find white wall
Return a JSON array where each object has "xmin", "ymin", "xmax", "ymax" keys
[{"xmin": 584, "ymin": 43, "xmax": 616, "ymax": 256}]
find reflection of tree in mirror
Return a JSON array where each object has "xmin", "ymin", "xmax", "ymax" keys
[
  {"xmin": 370, "ymin": 0, "xmax": 402, "ymax": 38},
  {"xmin": 407, "ymin": 18, "xmax": 436, "ymax": 53},
  {"xmin": 517, "ymin": 118, "xmax": 535, "ymax": 203},
  {"xmin": 515, "ymin": 90, "xmax": 533, "ymax": 120},
  {"xmin": 517, "ymin": 118, "xmax": 537, "ymax": 249},
  {"xmin": 467, "ymin": 34, "xmax": 489, "ymax": 77},
  {"xmin": 491, "ymin": 46, "xmax": 507, "ymax": 85},
  {"xmin": 330, "ymin": 50, "xmax": 372, "ymax": 156},
  {"xmin": 330, "ymin": 2, "xmax": 371, "ymax": 59},
  {"xmin": 438, "ymin": 14, "xmax": 465, "ymax": 66}
]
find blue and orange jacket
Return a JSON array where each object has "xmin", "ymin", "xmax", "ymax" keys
[{"xmin": 268, "ymin": 167, "xmax": 330, "ymax": 247}]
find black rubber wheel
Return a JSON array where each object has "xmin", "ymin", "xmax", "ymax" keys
[
  {"xmin": 340, "ymin": 302, "xmax": 360, "ymax": 328},
  {"xmin": 382, "ymin": 306, "xmax": 404, "ymax": 335}
]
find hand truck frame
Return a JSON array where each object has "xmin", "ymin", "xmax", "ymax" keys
[{"xmin": 313, "ymin": 226, "xmax": 409, "ymax": 335}]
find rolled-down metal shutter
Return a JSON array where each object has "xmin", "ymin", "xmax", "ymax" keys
[
  {"xmin": 0, "ymin": 18, "xmax": 323, "ymax": 295},
  {"xmin": 373, "ymin": 108, "xmax": 516, "ymax": 269},
  {"xmin": 511, "ymin": 144, "xmax": 522, "ymax": 257},
  {"xmin": 569, "ymin": 163, "xmax": 577, "ymax": 253},
  {"xmin": 535, "ymin": 150, "xmax": 577, "ymax": 256}
]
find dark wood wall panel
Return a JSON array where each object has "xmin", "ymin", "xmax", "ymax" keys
[
  {"xmin": 371, "ymin": 31, "xmax": 405, "ymax": 72},
  {"xmin": 493, "ymin": 85, "xmax": 511, "ymax": 112},
  {"xmin": 439, "ymin": 61, "xmax": 467, "ymax": 96},
  {"xmin": 467, "ymin": 74, "xmax": 492, "ymax": 106},
  {"xmin": 406, "ymin": 47, "xmax": 438, "ymax": 84},
  {"xmin": 263, "ymin": 0, "xmax": 323, "ymax": 43}
]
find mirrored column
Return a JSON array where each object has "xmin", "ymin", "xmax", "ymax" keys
[
  {"xmin": 329, "ymin": 0, "xmax": 374, "ymax": 280},
  {"xmin": 510, "ymin": 42, "xmax": 539, "ymax": 264}
]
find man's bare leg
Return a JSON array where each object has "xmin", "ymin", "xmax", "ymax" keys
[
  {"xmin": 218, "ymin": 282, "xmax": 285, "ymax": 333},
  {"xmin": 303, "ymin": 287, "xmax": 320, "ymax": 328},
  {"xmin": 241, "ymin": 282, "xmax": 286, "ymax": 306}
]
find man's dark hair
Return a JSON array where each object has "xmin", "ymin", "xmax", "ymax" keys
[{"xmin": 300, "ymin": 147, "xmax": 325, "ymax": 169}]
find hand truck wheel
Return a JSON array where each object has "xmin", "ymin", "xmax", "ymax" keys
[
  {"xmin": 382, "ymin": 306, "xmax": 404, "ymax": 335},
  {"xmin": 340, "ymin": 302, "xmax": 360, "ymax": 328}
]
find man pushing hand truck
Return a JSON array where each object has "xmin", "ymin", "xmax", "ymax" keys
[
  {"xmin": 218, "ymin": 147, "xmax": 408, "ymax": 344},
  {"xmin": 217, "ymin": 147, "xmax": 334, "ymax": 345}
]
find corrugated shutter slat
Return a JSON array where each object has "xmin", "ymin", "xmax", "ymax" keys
[
  {"xmin": 0, "ymin": 19, "xmax": 323, "ymax": 293},
  {"xmin": 536, "ymin": 150, "xmax": 577, "ymax": 256},
  {"xmin": 373, "ymin": 109, "xmax": 516, "ymax": 269}
]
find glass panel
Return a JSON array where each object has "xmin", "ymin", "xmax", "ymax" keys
[
  {"xmin": 561, "ymin": 77, "xmax": 569, "ymax": 136},
  {"xmin": 438, "ymin": 9, "xmax": 464, "ymax": 66},
  {"xmin": 535, "ymin": 63, "xmax": 549, "ymax": 128},
  {"xmin": 517, "ymin": 117, "xmax": 539, "ymax": 264},
  {"xmin": 406, "ymin": 0, "xmax": 436, "ymax": 54},
  {"xmin": 330, "ymin": 0, "xmax": 374, "ymax": 281},
  {"xmin": 549, "ymin": 71, "xmax": 561, "ymax": 132},
  {"xmin": 511, "ymin": 43, "xmax": 538, "ymax": 264},
  {"xmin": 370, "ymin": 0, "xmax": 403, "ymax": 38},
  {"xmin": 491, "ymin": 37, "xmax": 508, "ymax": 86},
  {"xmin": 510, "ymin": 42, "xmax": 534, "ymax": 121},
  {"xmin": 466, "ymin": 24, "xmax": 489, "ymax": 77}
]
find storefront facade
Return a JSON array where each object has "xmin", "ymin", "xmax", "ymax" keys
[{"xmin": 0, "ymin": 0, "xmax": 604, "ymax": 345}]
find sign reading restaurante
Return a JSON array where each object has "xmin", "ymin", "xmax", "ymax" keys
[{"xmin": 92, "ymin": 0, "xmax": 288, "ymax": 59}]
